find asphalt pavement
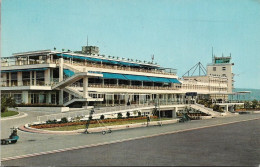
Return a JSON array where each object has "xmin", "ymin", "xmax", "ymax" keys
[{"xmin": 2, "ymin": 118, "xmax": 260, "ymax": 166}]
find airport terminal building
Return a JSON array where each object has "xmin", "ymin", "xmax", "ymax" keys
[{"xmin": 1, "ymin": 45, "xmax": 234, "ymax": 108}]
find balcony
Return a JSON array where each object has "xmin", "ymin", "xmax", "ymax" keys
[{"xmin": 88, "ymin": 83, "xmax": 180, "ymax": 90}]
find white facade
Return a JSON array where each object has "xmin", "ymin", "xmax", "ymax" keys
[
  {"xmin": 0, "ymin": 46, "xmax": 233, "ymax": 108},
  {"xmin": 207, "ymin": 56, "xmax": 234, "ymax": 93}
]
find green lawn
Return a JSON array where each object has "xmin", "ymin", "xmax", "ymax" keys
[
  {"xmin": 42, "ymin": 118, "xmax": 172, "ymax": 131},
  {"xmin": 1, "ymin": 110, "xmax": 19, "ymax": 117}
]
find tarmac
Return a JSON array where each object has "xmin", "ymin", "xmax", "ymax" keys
[
  {"xmin": 1, "ymin": 112, "xmax": 260, "ymax": 163},
  {"xmin": 2, "ymin": 116, "xmax": 260, "ymax": 166}
]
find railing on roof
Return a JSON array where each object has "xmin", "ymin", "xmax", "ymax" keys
[
  {"xmin": 63, "ymin": 59, "xmax": 177, "ymax": 76},
  {"xmin": 1, "ymin": 58, "xmax": 58, "ymax": 67}
]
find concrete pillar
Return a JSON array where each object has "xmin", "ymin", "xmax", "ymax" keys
[
  {"xmin": 44, "ymin": 69, "xmax": 50, "ymax": 86},
  {"xmin": 59, "ymin": 90, "xmax": 64, "ymax": 105},
  {"xmin": 226, "ymin": 105, "xmax": 229, "ymax": 112},
  {"xmin": 22, "ymin": 91, "xmax": 28, "ymax": 104},
  {"xmin": 17, "ymin": 72, "xmax": 22, "ymax": 86},
  {"xmin": 83, "ymin": 77, "xmax": 88, "ymax": 98},
  {"xmin": 34, "ymin": 71, "xmax": 36, "ymax": 86},
  {"xmin": 59, "ymin": 58, "xmax": 64, "ymax": 82},
  {"xmin": 9, "ymin": 73, "xmax": 11, "ymax": 87},
  {"xmin": 112, "ymin": 94, "xmax": 115, "ymax": 106},
  {"xmin": 48, "ymin": 93, "xmax": 52, "ymax": 104},
  {"xmin": 30, "ymin": 71, "xmax": 33, "ymax": 86},
  {"xmin": 102, "ymin": 79, "xmax": 105, "ymax": 87},
  {"xmin": 172, "ymin": 107, "xmax": 178, "ymax": 118},
  {"xmin": 116, "ymin": 79, "xmax": 119, "ymax": 86},
  {"xmin": 46, "ymin": 54, "xmax": 50, "ymax": 63},
  {"xmin": 27, "ymin": 56, "xmax": 30, "ymax": 65},
  {"xmin": 2, "ymin": 73, "xmax": 7, "ymax": 86}
]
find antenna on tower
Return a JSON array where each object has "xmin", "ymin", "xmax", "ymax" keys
[
  {"xmin": 87, "ymin": 36, "xmax": 88, "ymax": 46},
  {"xmin": 151, "ymin": 54, "xmax": 154, "ymax": 63},
  {"xmin": 212, "ymin": 47, "xmax": 214, "ymax": 63}
]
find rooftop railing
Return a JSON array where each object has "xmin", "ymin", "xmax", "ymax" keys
[
  {"xmin": 64, "ymin": 59, "xmax": 177, "ymax": 76},
  {"xmin": 1, "ymin": 59, "xmax": 58, "ymax": 67}
]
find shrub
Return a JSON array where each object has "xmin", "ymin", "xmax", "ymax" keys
[
  {"xmin": 60, "ymin": 117, "xmax": 68, "ymax": 123},
  {"xmin": 138, "ymin": 111, "xmax": 142, "ymax": 117},
  {"xmin": 46, "ymin": 119, "xmax": 57, "ymax": 124},
  {"xmin": 126, "ymin": 112, "xmax": 131, "ymax": 118},
  {"xmin": 100, "ymin": 115, "xmax": 105, "ymax": 120},
  {"xmin": 117, "ymin": 112, "xmax": 123, "ymax": 119},
  {"xmin": 252, "ymin": 99, "xmax": 258, "ymax": 109}
]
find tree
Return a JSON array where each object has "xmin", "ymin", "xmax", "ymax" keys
[
  {"xmin": 252, "ymin": 99, "xmax": 258, "ymax": 109},
  {"xmin": 1, "ymin": 96, "xmax": 16, "ymax": 113},
  {"xmin": 244, "ymin": 101, "xmax": 250, "ymax": 109}
]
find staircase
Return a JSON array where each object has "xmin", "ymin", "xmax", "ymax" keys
[
  {"xmin": 52, "ymin": 72, "xmax": 102, "ymax": 90},
  {"xmin": 64, "ymin": 63, "xmax": 83, "ymax": 73},
  {"xmin": 190, "ymin": 104, "xmax": 222, "ymax": 117},
  {"xmin": 63, "ymin": 87, "xmax": 103, "ymax": 106}
]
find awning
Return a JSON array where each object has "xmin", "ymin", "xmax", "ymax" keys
[
  {"xmin": 168, "ymin": 78, "xmax": 181, "ymax": 84},
  {"xmin": 1, "ymin": 68, "xmax": 47, "ymax": 73},
  {"xmin": 148, "ymin": 77, "xmax": 171, "ymax": 83},
  {"xmin": 64, "ymin": 69, "xmax": 75, "ymax": 77},
  {"xmin": 102, "ymin": 72, "xmax": 127, "ymax": 80},
  {"xmin": 123, "ymin": 74, "xmax": 151, "ymax": 82}
]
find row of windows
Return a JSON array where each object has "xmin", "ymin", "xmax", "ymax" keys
[{"xmin": 213, "ymin": 66, "xmax": 226, "ymax": 71}]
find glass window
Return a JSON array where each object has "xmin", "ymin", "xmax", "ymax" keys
[
  {"xmin": 36, "ymin": 71, "xmax": 44, "ymax": 79},
  {"xmin": 22, "ymin": 72, "xmax": 30, "ymax": 80},
  {"xmin": 11, "ymin": 72, "xmax": 17, "ymax": 80},
  {"xmin": 222, "ymin": 67, "xmax": 226, "ymax": 71},
  {"xmin": 213, "ymin": 67, "xmax": 216, "ymax": 71}
]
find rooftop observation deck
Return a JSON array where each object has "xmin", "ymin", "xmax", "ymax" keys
[{"xmin": 1, "ymin": 51, "xmax": 177, "ymax": 76}]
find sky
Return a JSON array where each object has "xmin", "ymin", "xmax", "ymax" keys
[{"xmin": 1, "ymin": 0, "xmax": 260, "ymax": 89}]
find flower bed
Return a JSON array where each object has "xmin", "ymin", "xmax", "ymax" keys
[{"xmin": 31, "ymin": 116, "xmax": 158, "ymax": 129}]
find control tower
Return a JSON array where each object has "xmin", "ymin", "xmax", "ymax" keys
[{"xmin": 207, "ymin": 55, "xmax": 234, "ymax": 93}]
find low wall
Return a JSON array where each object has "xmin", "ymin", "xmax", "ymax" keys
[{"xmin": 15, "ymin": 107, "xmax": 70, "ymax": 113}]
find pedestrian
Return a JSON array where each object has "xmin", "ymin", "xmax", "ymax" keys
[{"xmin": 146, "ymin": 115, "xmax": 150, "ymax": 127}]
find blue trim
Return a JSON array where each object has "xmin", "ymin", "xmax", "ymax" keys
[
  {"xmin": 102, "ymin": 72, "xmax": 181, "ymax": 84},
  {"xmin": 123, "ymin": 74, "xmax": 151, "ymax": 82},
  {"xmin": 103, "ymin": 72, "xmax": 127, "ymax": 80},
  {"xmin": 148, "ymin": 77, "xmax": 171, "ymax": 83},
  {"xmin": 1, "ymin": 68, "xmax": 47, "ymax": 73},
  {"xmin": 168, "ymin": 78, "xmax": 181, "ymax": 84},
  {"xmin": 64, "ymin": 69, "xmax": 75, "ymax": 77}
]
